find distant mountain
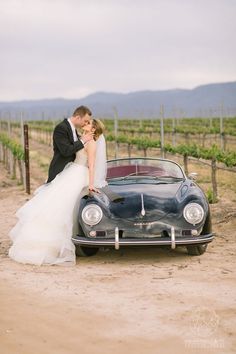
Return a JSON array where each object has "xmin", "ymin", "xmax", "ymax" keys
[{"xmin": 0, "ymin": 81, "xmax": 236, "ymax": 119}]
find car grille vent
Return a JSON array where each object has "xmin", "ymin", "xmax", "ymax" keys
[
  {"xmin": 119, "ymin": 230, "xmax": 123, "ymax": 238},
  {"xmin": 96, "ymin": 231, "xmax": 106, "ymax": 237},
  {"xmin": 161, "ymin": 230, "xmax": 169, "ymax": 237},
  {"xmin": 182, "ymin": 230, "xmax": 192, "ymax": 236}
]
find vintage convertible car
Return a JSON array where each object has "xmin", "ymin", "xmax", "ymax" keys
[{"xmin": 72, "ymin": 158, "xmax": 214, "ymax": 257}]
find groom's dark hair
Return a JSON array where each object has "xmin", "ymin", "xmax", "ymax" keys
[{"xmin": 73, "ymin": 105, "xmax": 92, "ymax": 117}]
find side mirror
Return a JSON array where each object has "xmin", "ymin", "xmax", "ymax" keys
[{"xmin": 188, "ymin": 172, "xmax": 198, "ymax": 180}]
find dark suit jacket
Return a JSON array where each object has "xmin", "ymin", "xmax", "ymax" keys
[{"xmin": 47, "ymin": 119, "xmax": 84, "ymax": 183}]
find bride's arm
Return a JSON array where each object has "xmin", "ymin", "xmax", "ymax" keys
[{"xmin": 86, "ymin": 141, "xmax": 99, "ymax": 192}]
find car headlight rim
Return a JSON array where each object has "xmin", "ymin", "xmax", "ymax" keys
[
  {"xmin": 82, "ymin": 204, "xmax": 103, "ymax": 226},
  {"xmin": 183, "ymin": 202, "xmax": 204, "ymax": 225}
]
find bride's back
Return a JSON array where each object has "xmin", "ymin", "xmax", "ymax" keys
[{"xmin": 74, "ymin": 149, "xmax": 87, "ymax": 166}]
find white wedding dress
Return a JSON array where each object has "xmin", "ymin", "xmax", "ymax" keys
[{"xmin": 8, "ymin": 135, "xmax": 107, "ymax": 266}]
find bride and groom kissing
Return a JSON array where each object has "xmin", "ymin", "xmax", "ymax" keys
[{"xmin": 8, "ymin": 106, "xmax": 108, "ymax": 266}]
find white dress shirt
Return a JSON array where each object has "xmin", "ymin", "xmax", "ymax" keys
[{"xmin": 67, "ymin": 118, "xmax": 78, "ymax": 142}]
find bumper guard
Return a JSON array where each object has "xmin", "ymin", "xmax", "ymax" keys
[{"xmin": 72, "ymin": 227, "xmax": 214, "ymax": 249}]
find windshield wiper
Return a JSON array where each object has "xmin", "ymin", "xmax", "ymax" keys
[
  {"xmin": 121, "ymin": 171, "xmax": 151, "ymax": 180},
  {"xmin": 155, "ymin": 176, "xmax": 184, "ymax": 180},
  {"xmin": 109, "ymin": 173, "xmax": 184, "ymax": 182}
]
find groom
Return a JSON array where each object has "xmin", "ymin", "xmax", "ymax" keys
[{"xmin": 47, "ymin": 105, "xmax": 94, "ymax": 183}]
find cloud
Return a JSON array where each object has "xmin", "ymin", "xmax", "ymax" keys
[{"xmin": 0, "ymin": 0, "xmax": 236, "ymax": 100}]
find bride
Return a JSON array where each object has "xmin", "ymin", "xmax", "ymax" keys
[{"xmin": 8, "ymin": 119, "xmax": 107, "ymax": 266}]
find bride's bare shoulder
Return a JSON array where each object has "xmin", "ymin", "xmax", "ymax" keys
[{"xmin": 84, "ymin": 140, "xmax": 96, "ymax": 151}]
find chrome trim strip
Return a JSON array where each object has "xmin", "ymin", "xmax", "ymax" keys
[{"xmin": 141, "ymin": 193, "xmax": 145, "ymax": 217}]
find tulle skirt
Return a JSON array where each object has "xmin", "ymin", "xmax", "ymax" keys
[{"xmin": 8, "ymin": 163, "xmax": 89, "ymax": 266}]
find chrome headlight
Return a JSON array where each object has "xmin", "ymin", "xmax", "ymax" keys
[
  {"xmin": 183, "ymin": 203, "xmax": 204, "ymax": 225},
  {"xmin": 82, "ymin": 204, "xmax": 103, "ymax": 226}
]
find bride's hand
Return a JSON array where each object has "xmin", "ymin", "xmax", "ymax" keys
[{"xmin": 89, "ymin": 185, "xmax": 100, "ymax": 193}]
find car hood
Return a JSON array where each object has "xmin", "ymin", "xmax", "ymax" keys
[{"xmin": 107, "ymin": 183, "xmax": 182, "ymax": 220}]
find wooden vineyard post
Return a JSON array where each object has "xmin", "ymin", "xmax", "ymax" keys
[
  {"xmin": 24, "ymin": 124, "xmax": 30, "ymax": 194},
  {"xmin": 160, "ymin": 104, "xmax": 165, "ymax": 158},
  {"xmin": 113, "ymin": 107, "xmax": 119, "ymax": 159},
  {"xmin": 18, "ymin": 159, "xmax": 24, "ymax": 185},
  {"xmin": 220, "ymin": 103, "xmax": 225, "ymax": 151},
  {"xmin": 211, "ymin": 158, "xmax": 218, "ymax": 202},
  {"xmin": 209, "ymin": 109, "xmax": 213, "ymax": 129},
  {"xmin": 12, "ymin": 156, "xmax": 16, "ymax": 179},
  {"xmin": 20, "ymin": 112, "xmax": 26, "ymax": 188},
  {"xmin": 7, "ymin": 118, "xmax": 11, "ymax": 136},
  {"xmin": 127, "ymin": 142, "xmax": 132, "ymax": 158},
  {"xmin": 183, "ymin": 154, "xmax": 189, "ymax": 176},
  {"xmin": 20, "ymin": 112, "xmax": 24, "ymax": 145},
  {"xmin": 172, "ymin": 117, "xmax": 176, "ymax": 146}
]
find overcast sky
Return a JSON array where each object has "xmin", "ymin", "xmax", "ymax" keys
[{"xmin": 1, "ymin": 0, "xmax": 236, "ymax": 101}]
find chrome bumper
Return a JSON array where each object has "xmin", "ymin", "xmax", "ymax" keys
[{"xmin": 72, "ymin": 228, "xmax": 214, "ymax": 250}]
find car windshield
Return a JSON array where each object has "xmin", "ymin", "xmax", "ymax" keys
[{"xmin": 107, "ymin": 158, "xmax": 185, "ymax": 184}]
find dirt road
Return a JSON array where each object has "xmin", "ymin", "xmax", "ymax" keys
[{"xmin": 0, "ymin": 164, "xmax": 235, "ymax": 354}]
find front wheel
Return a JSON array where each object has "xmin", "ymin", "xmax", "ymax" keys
[
  {"xmin": 75, "ymin": 245, "xmax": 99, "ymax": 257},
  {"xmin": 186, "ymin": 243, "xmax": 208, "ymax": 256}
]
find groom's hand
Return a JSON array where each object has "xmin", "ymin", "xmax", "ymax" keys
[{"xmin": 81, "ymin": 132, "xmax": 94, "ymax": 145}]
